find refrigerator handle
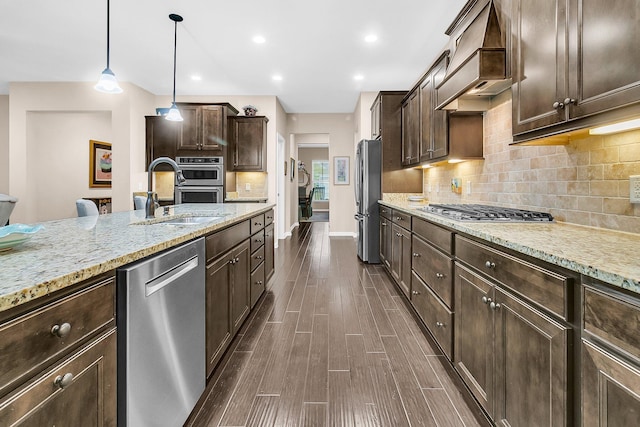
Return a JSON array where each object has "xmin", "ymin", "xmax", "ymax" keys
[{"xmin": 354, "ymin": 147, "xmax": 361, "ymax": 205}]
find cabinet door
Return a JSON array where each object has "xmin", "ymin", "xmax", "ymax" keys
[
  {"xmin": 454, "ymin": 265, "xmax": 494, "ymax": 416},
  {"xmin": 0, "ymin": 329, "xmax": 116, "ymax": 427},
  {"xmin": 419, "ymin": 75, "xmax": 434, "ymax": 162},
  {"xmin": 379, "ymin": 218, "xmax": 391, "ymax": 269},
  {"xmin": 493, "ymin": 287, "xmax": 569, "ymax": 427},
  {"xmin": 582, "ymin": 340, "xmax": 640, "ymax": 427},
  {"xmin": 231, "ymin": 240, "xmax": 251, "ymax": 334},
  {"xmin": 205, "ymin": 252, "xmax": 232, "ymax": 376},
  {"xmin": 200, "ymin": 106, "xmax": 225, "ymax": 152},
  {"xmin": 145, "ymin": 116, "xmax": 179, "ymax": 171},
  {"xmin": 401, "ymin": 90, "xmax": 420, "ymax": 166},
  {"xmin": 229, "ymin": 117, "xmax": 267, "ymax": 171},
  {"xmin": 371, "ymin": 95, "xmax": 381, "ymax": 139},
  {"xmin": 391, "ymin": 223, "xmax": 409, "ymax": 297},
  {"xmin": 511, "ymin": 0, "xmax": 567, "ymax": 135},
  {"xmin": 568, "ymin": 0, "xmax": 640, "ymax": 120},
  {"xmin": 400, "ymin": 229, "xmax": 412, "ymax": 299},
  {"xmin": 430, "ymin": 57, "xmax": 449, "ymax": 159},
  {"xmin": 178, "ymin": 105, "xmax": 201, "ymax": 150},
  {"xmin": 264, "ymin": 222, "xmax": 275, "ymax": 282}
]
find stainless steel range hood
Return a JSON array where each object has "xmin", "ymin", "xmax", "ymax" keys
[{"xmin": 436, "ymin": 1, "xmax": 510, "ymax": 111}]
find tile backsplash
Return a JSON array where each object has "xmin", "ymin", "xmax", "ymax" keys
[{"xmin": 423, "ymin": 96, "xmax": 640, "ymax": 233}]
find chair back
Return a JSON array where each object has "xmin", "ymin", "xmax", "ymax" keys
[
  {"xmin": 307, "ymin": 188, "xmax": 315, "ymax": 205},
  {"xmin": 133, "ymin": 196, "xmax": 147, "ymax": 210},
  {"xmin": 76, "ymin": 199, "xmax": 99, "ymax": 217}
]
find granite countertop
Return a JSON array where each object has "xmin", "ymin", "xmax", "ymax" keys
[
  {"xmin": 0, "ymin": 203, "xmax": 274, "ymax": 313},
  {"xmin": 380, "ymin": 200, "xmax": 640, "ymax": 296},
  {"xmin": 225, "ymin": 197, "xmax": 268, "ymax": 202}
]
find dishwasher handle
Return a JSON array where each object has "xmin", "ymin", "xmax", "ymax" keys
[{"xmin": 145, "ymin": 255, "xmax": 199, "ymax": 297}]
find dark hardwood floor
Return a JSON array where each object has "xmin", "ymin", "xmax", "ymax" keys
[{"xmin": 188, "ymin": 222, "xmax": 484, "ymax": 427}]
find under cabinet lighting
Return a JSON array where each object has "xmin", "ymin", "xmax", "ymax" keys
[
  {"xmin": 421, "ymin": 164, "xmax": 433, "ymax": 169},
  {"xmin": 589, "ymin": 118, "xmax": 640, "ymax": 135},
  {"xmin": 448, "ymin": 159, "xmax": 464, "ymax": 164}
]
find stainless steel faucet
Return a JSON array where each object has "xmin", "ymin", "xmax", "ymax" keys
[{"xmin": 146, "ymin": 157, "xmax": 186, "ymax": 219}]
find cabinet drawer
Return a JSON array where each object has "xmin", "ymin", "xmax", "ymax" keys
[
  {"xmin": 264, "ymin": 209, "xmax": 274, "ymax": 226},
  {"xmin": 206, "ymin": 220, "xmax": 250, "ymax": 261},
  {"xmin": 251, "ymin": 229, "xmax": 265, "ymax": 255},
  {"xmin": 583, "ymin": 285, "xmax": 640, "ymax": 359},
  {"xmin": 391, "ymin": 209, "xmax": 411, "ymax": 230},
  {"xmin": 0, "ymin": 278, "xmax": 115, "ymax": 397},
  {"xmin": 380, "ymin": 205, "xmax": 392, "ymax": 220},
  {"xmin": 250, "ymin": 262, "xmax": 265, "ymax": 309},
  {"xmin": 412, "ymin": 235, "xmax": 453, "ymax": 308},
  {"xmin": 250, "ymin": 213, "xmax": 265, "ymax": 235},
  {"xmin": 251, "ymin": 245, "xmax": 265, "ymax": 272},
  {"xmin": 0, "ymin": 328, "xmax": 116, "ymax": 426},
  {"xmin": 412, "ymin": 217, "xmax": 453, "ymax": 254},
  {"xmin": 411, "ymin": 272, "xmax": 453, "ymax": 360},
  {"xmin": 455, "ymin": 235, "xmax": 569, "ymax": 319}
]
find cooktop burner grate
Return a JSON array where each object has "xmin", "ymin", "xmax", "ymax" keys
[{"xmin": 418, "ymin": 204, "xmax": 554, "ymax": 222}]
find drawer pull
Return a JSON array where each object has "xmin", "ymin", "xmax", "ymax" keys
[
  {"xmin": 485, "ymin": 261, "xmax": 496, "ymax": 269},
  {"xmin": 254, "ymin": 222, "xmax": 262, "ymax": 226},
  {"xmin": 51, "ymin": 323, "xmax": 72, "ymax": 338},
  {"xmin": 412, "ymin": 253, "xmax": 420, "ymax": 257},
  {"xmin": 435, "ymin": 273, "xmax": 444, "ymax": 279},
  {"xmin": 381, "ymin": 222, "xmax": 387, "ymax": 226},
  {"xmin": 435, "ymin": 321, "xmax": 445, "ymax": 328},
  {"xmin": 412, "ymin": 290, "xmax": 420, "ymax": 296},
  {"xmin": 482, "ymin": 296, "xmax": 492, "ymax": 305},
  {"xmin": 54, "ymin": 373, "xmax": 74, "ymax": 389},
  {"xmin": 255, "ymin": 239, "xmax": 263, "ymax": 243},
  {"xmin": 490, "ymin": 301, "xmax": 501, "ymax": 311},
  {"xmin": 256, "ymin": 255, "xmax": 263, "ymax": 260},
  {"xmin": 396, "ymin": 216, "xmax": 403, "ymax": 221},
  {"xmin": 396, "ymin": 233, "xmax": 402, "ymax": 237},
  {"xmin": 256, "ymin": 280, "xmax": 263, "ymax": 285}
]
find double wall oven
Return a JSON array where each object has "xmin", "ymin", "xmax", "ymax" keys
[{"xmin": 174, "ymin": 156, "xmax": 224, "ymax": 204}]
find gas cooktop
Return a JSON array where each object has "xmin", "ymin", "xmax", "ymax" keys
[{"xmin": 418, "ymin": 204, "xmax": 554, "ymax": 222}]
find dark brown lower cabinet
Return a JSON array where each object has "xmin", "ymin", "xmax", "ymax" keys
[
  {"xmin": 264, "ymin": 222, "xmax": 275, "ymax": 283},
  {"xmin": 391, "ymin": 223, "xmax": 411, "ymax": 297},
  {"xmin": 0, "ymin": 328, "xmax": 116, "ymax": 426},
  {"xmin": 379, "ymin": 216, "xmax": 391, "ymax": 269},
  {"xmin": 455, "ymin": 264, "xmax": 569, "ymax": 425},
  {"xmin": 582, "ymin": 340, "xmax": 640, "ymax": 426},
  {"xmin": 206, "ymin": 239, "xmax": 250, "ymax": 377}
]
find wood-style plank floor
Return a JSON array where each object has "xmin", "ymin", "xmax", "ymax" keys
[{"xmin": 188, "ymin": 222, "xmax": 484, "ymax": 427}]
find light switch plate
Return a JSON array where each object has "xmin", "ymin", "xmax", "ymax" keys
[{"xmin": 631, "ymin": 175, "xmax": 640, "ymax": 203}]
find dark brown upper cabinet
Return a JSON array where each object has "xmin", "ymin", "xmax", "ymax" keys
[
  {"xmin": 227, "ymin": 116, "xmax": 269, "ymax": 172},
  {"xmin": 512, "ymin": 0, "xmax": 640, "ymax": 142},
  {"xmin": 420, "ymin": 54, "xmax": 449, "ymax": 162},
  {"xmin": 145, "ymin": 116, "xmax": 179, "ymax": 171},
  {"xmin": 176, "ymin": 103, "xmax": 238, "ymax": 155},
  {"xmin": 401, "ymin": 90, "xmax": 420, "ymax": 166}
]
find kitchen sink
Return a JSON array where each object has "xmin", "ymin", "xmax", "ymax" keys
[{"xmin": 157, "ymin": 216, "xmax": 221, "ymax": 225}]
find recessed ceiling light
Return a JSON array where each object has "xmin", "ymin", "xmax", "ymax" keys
[
  {"xmin": 272, "ymin": 75, "xmax": 283, "ymax": 81},
  {"xmin": 364, "ymin": 34, "xmax": 378, "ymax": 43},
  {"xmin": 354, "ymin": 74, "xmax": 364, "ymax": 81},
  {"xmin": 253, "ymin": 35, "xmax": 266, "ymax": 44},
  {"xmin": 191, "ymin": 75, "xmax": 202, "ymax": 81}
]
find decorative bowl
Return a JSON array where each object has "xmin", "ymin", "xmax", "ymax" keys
[{"xmin": 0, "ymin": 224, "xmax": 43, "ymax": 252}]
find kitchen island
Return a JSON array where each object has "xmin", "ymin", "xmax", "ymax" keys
[
  {"xmin": 0, "ymin": 203, "xmax": 274, "ymax": 313},
  {"xmin": 0, "ymin": 202, "xmax": 274, "ymax": 426}
]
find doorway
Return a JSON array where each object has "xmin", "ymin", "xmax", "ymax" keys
[{"xmin": 297, "ymin": 143, "xmax": 329, "ymax": 223}]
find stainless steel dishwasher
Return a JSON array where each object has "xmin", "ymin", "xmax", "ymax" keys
[{"xmin": 117, "ymin": 237, "xmax": 205, "ymax": 427}]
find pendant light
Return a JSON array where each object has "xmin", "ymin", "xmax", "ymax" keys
[
  {"xmin": 165, "ymin": 14, "xmax": 184, "ymax": 121},
  {"xmin": 95, "ymin": 0, "xmax": 123, "ymax": 94}
]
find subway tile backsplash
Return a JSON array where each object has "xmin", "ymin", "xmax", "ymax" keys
[{"xmin": 423, "ymin": 97, "xmax": 640, "ymax": 233}]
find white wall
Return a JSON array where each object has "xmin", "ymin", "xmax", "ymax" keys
[
  {"xmin": 287, "ymin": 114, "xmax": 356, "ymax": 236},
  {"xmin": 0, "ymin": 95, "xmax": 8, "ymax": 194},
  {"xmin": 27, "ymin": 112, "xmax": 112, "ymax": 221},
  {"xmin": 8, "ymin": 82, "xmax": 156, "ymax": 223}
]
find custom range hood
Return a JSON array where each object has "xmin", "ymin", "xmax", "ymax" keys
[{"xmin": 436, "ymin": 0, "xmax": 510, "ymax": 111}]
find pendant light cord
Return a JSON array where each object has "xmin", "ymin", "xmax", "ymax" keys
[
  {"xmin": 172, "ymin": 19, "xmax": 177, "ymax": 103},
  {"xmin": 106, "ymin": 0, "xmax": 110, "ymax": 69}
]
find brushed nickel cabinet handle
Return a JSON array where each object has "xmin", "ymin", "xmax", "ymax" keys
[
  {"xmin": 436, "ymin": 273, "xmax": 444, "ymax": 279},
  {"xmin": 482, "ymin": 296, "xmax": 492, "ymax": 305},
  {"xmin": 54, "ymin": 373, "xmax": 74, "ymax": 389},
  {"xmin": 552, "ymin": 101, "xmax": 564, "ymax": 109},
  {"xmin": 435, "ymin": 321, "xmax": 444, "ymax": 328},
  {"xmin": 412, "ymin": 253, "xmax": 420, "ymax": 257},
  {"xmin": 564, "ymin": 98, "xmax": 576, "ymax": 106},
  {"xmin": 256, "ymin": 255, "xmax": 263, "ymax": 260},
  {"xmin": 51, "ymin": 323, "xmax": 72, "ymax": 338},
  {"xmin": 412, "ymin": 290, "xmax": 420, "ymax": 296},
  {"xmin": 485, "ymin": 261, "xmax": 496, "ymax": 269}
]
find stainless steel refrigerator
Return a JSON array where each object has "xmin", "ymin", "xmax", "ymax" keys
[{"xmin": 354, "ymin": 139, "xmax": 382, "ymax": 263}]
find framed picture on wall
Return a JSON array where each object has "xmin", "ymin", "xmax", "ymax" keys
[
  {"xmin": 89, "ymin": 140, "xmax": 112, "ymax": 188},
  {"xmin": 334, "ymin": 156, "xmax": 349, "ymax": 185}
]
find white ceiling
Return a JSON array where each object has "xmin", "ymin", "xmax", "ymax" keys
[{"xmin": 0, "ymin": 0, "xmax": 468, "ymax": 113}]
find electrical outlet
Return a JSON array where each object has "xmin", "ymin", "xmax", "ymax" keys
[
  {"xmin": 245, "ymin": 183, "xmax": 251, "ymax": 191},
  {"xmin": 467, "ymin": 181, "xmax": 472, "ymax": 195},
  {"xmin": 631, "ymin": 175, "xmax": 640, "ymax": 203}
]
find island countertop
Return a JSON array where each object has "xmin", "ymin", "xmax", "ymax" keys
[
  {"xmin": 380, "ymin": 200, "xmax": 640, "ymax": 296},
  {"xmin": 0, "ymin": 203, "xmax": 274, "ymax": 313}
]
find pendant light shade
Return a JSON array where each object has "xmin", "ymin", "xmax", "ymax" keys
[
  {"xmin": 166, "ymin": 14, "xmax": 184, "ymax": 122},
  {"xmin": 95, "ymin": 0, "xmax": 122, "ymax": 94}
]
